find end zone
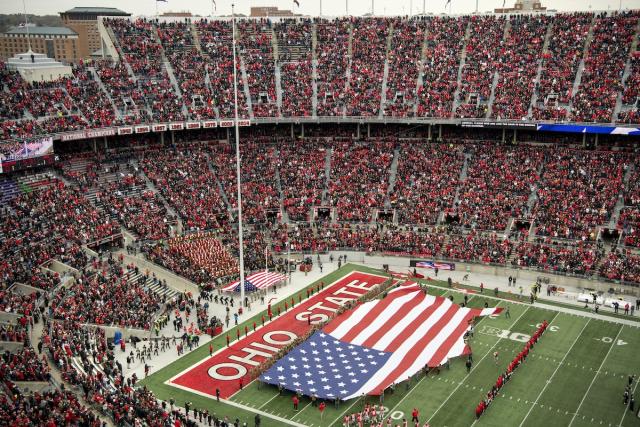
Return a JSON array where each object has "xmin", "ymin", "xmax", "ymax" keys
[{"xmin": 167, "ymin": 270, "xmax": 392, "ymax": 399}]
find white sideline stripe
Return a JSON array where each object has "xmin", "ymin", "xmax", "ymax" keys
[
  {"xmin": 224, "ymin": 398, "xmax": 307, "ymax": 427},
  {"xmin": 517, "ymin": 318, "xmax": 592, "ymax": 427},
  {"xmin": 165, "ymin": 381, "xmax": 305, "ymax": 426},
  {"xmin": 427, "ymin": 303, "xmax": 530, "ymax": 423},
  {"xmin": 568, "ymin": 325, "xmax": 625, "ymax": 427}
]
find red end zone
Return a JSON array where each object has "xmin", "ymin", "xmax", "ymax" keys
[{"xmin": 169, "ymin": 271, "xmax": 389, "ymax": 399}]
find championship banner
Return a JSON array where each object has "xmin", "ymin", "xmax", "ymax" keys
[
  {"xmin": 170, "ymin": 122, "xmax": 184, "ymax": 131},
  {"xmin": 135, "ymin": 125, "xmax": 150, "ymax": 134},
  {"xmin": 152, "ymin": 124, "xmax": 168, "ymax": 132},
  {"xmin": 169, "ymin": 271, "xmax": 390, "ymax": 399},
  {"xmin": 186, "ymin": 122, "xmax": 201, "ymax": 130},
  {"xmin": 117, "ymin": 127, "xmax": 133, "ymax": 135},
  {"xmin": 410, "ymin": 260, "xmax": 456, "ymax": 271},
  {"xmin": 202, "ymin": 121, "xmax": 218, "ymax": 129},
  {"xmin": 61, "ymin": 128, "xmax": 116, "ymax": 141}
]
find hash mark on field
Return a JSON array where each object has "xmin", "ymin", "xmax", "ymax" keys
[{"xmin": 569, "ymin": 325, "xmax": 624, "ymax": 427}]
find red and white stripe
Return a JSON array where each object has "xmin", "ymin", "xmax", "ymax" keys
[
  {"xmin": 221, "ymin": 271, "xmax": 286, "ymax": 292},
  {"xmin": 324, "ymin": 283, "xmax": 502, "ymax": 398}
]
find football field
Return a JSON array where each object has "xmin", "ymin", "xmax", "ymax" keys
[{"xmin": 140, "ymin": 265, "xmax": 640, "ymax": 427}]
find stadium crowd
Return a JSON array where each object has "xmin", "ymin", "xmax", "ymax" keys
[{"xmin": 0, "ymin": 13, "xmax": 638, "ymax": 139}]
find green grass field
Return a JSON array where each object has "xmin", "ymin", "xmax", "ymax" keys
[{"xmin": 140, "ymin": 265, "xmax": 640, "ymax": 427}]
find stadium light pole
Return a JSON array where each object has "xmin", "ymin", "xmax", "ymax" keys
[{"xmin": 231, "ymin": 3, "xmax": 246, "ymax": 309}]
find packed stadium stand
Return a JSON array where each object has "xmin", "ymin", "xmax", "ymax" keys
[{"xmin": 1, "ymin": 10, "xmax": 640, "ymax": 427}]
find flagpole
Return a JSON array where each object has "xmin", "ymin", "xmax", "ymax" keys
[
  {"xmin": 231, "ymin": 3, "xmax": 246, "ymax": 308},
  {"xmin": 22, "ymin": 0, "xmax": 31, "ymax": 51}
]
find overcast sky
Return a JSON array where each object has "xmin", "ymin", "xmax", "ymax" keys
[{"xmin": 3, "ymin": 0, "xmax": 638, "ymax": 17}]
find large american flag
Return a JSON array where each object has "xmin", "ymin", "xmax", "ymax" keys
[
  {"xmin": 260, "ymin": 283, "xmax": 501, "ymax": 399},
  {"xmin": 222, "ymin": 271, "xmax": 286, "ymax": 292}
]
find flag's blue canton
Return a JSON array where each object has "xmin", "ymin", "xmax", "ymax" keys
[
  {"xmin": 260, "ymin": 331, "xmax": 391, "ymax": 399},
  {"xmin": 233, "ymin": 280, "xmax": 257, "ymax": 293}
]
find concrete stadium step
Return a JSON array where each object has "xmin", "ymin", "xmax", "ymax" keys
[
  {"xmin": 568, "ymin": 14, "xmax": 597, "ymax": 115},
  {"xmin": 528, "ymin": 20, "xmax": 554, "ymax": 118},
  {"xmin": 452, "ymin": 20, "xmax": 472, "ymax": 116},
  {"xmin": 125, "ymin": 270, "xmax": 180, "ymax": 299}
]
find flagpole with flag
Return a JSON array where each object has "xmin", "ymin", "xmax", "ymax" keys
[
  {"xmin": 231, "ymin": 3, "xmax": 247, "ymax": 305},
  {"xmin": 22, "ymin": 0, "xmax": 31, "ymax": 51}
]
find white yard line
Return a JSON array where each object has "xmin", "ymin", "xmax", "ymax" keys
[
  {"xmin": 257, "ymin": 390, "xmax": 282, "ymax": 409},
  {"xmin": 517, "ymin": 318, "xmax": 592, "ymax": 427},
  {"xmin": 292, "ymin": 401, "xmax": 314, "ymax": 419},
  {"xmin": 428, "ymin": 303, "xmax": 531, "ymax": 423},
  {"xmin": 619, "ymin": 371, "xmax": 640, "ymax": 427},
  {"xmin": 568, "ymin": 325, "xmax": 625, "ymax": 427}
]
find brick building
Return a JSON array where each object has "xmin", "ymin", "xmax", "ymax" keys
[
  {"xmin": 60, "ymin": 7, "xmax": 130, "ymax": 58},
  {"xmin": 0, "ymin": 26, "xmax": 80, "ymax": 63}
]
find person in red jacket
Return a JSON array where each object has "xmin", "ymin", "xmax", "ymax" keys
[
  {"xmin": 411, "ymin": 408, "xmax": 419, "ymax": 423},
  {"xmin": 292, "ymin": 395, "xmax": 299, "ymax": 410},
  {"xmin": 319, "ymin": 401, "xmax": 326, "ymax": 419}
]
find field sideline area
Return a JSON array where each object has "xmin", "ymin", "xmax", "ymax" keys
[{"xmin": 139, "ymin": 264, "xmax": 640, "ymax": 427}]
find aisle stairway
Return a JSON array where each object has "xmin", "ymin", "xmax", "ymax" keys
[
  {"xmin": 124, "ymin": 269, "xmax": 181, "ymax": 300},
  {"xmin": 528, "ymin": 21, "xmax": 554, "ymax": 118},
  {"xmin": 384, "ymin": 146, "xmax": 400, "ymax": 209},
  {"xmin": 486, "ymin": 20, "xmax": 511, "ymax": 118},
  {"xmin": 451, "ymin": 20, "xmax": 471, "ymax": 116},
  {"xmin": 614, "ymin": 19, "xmax": 640, "ymax": 120},
  {"xmin": 568, "ymin": 15, "xmax": 597, "ymax": 116},
  {"xmin": 321, "ymin": 148, "xmax": 332, "ymax": 204},
  {"xmin": 311, "ymin": 23, "xmax": 319, "ymax": 117}
]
